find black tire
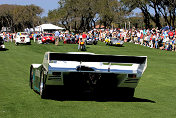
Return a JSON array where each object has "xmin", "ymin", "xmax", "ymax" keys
[
  {"xmin": 110, "ymin": 42, "xmax": 113, "ymax": 46},
  {"xmin": 93, "ymin": 41, "xmax": 97, "ymax": 45},
  {"xmin": 15, "ymin": 42, "xmax": 18, "ymax": 46},
  {"xmin": 40, "ymin": 70, "xmax": 48, "ymax": 99},
  {"xmin": 27, "ymin": 42, "xmax": 31, "ymax": 45},
  {"xmin": 127, "ymin": 88, "xmax": 135, "ymax": 98},
  {"xmin": 118, "ymin": 88, "xmax": 135, "ymax": 98},
  {"xmin": 29, "ymin": 66, "xmax": 34, "ymax": 89}
]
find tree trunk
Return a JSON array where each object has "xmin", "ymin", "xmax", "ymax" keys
[{"xmin": 172, "ymin": 8, "xmax": 175, "ymax": 27}]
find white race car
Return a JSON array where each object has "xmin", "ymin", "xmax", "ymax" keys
[
  {"xmin": 14, "ymin": 32, "xmax": 31, "ymax": 45},
  {"xmin": 30, "ymin": 52, "xmax": 147, "ymax": 99}
]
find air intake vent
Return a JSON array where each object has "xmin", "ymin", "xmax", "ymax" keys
[{"xmin": 76, "ymin": 66, "xmax": 94, "ymax": 71}]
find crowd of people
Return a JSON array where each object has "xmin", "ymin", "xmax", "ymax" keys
[
  {"xmin": 71, "ymin": 27, "xmax": 176, "ymax": 51},
  {"xmin": 1, "ymin": 26, "xmax": 176, "ymax": 52},
  {"xmin": 116, "ymin": 27, "xmax": 176, "ymax": 51}
]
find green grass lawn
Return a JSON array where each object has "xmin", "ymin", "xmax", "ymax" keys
[{"xmin": 0, "ymin": 41, "xmax": 176, "ymax": 118}]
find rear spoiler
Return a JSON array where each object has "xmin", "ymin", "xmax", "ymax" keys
[{"xmin": 49, "ymin": 52, "xmax": 147, "ymax": 64}]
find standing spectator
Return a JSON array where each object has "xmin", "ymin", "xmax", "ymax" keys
[
  {"xmin": 172, "ymin": 37, "xmax": 175, "ymax": 51},
  {"xmin": 137, "ymin": 30, "xmax": 141, "ymax": 44},
  {"xmin": 59, "ymin": 32, "xmax": 63, "ymax": 41},
  {"xmin": 168, "ymin": 30, "xmax": 174, "ymax": 39},
  {"xmin": 33, "ymin": 32, "xmax": 37, "ymax": 42},
  {"xmin": 131, "ymin": 29, "xmax": 135, "ymax": 43},
  {"xmin": 152, "ymin": 33, "xmax": 156, "ymax": 48},
  {"xmin": 164, "ymin": 35, "xmax": 170, "ymax": 50},
  {"xmin": 75, "ymin": 34, "xmax": 79, "ymax": 43},
  {"xmin": 7, "ymin": 33, "xmax": 10, "ymax": 42},
  {"xmin": 55, "ymin": 30, "xmax": 60, "ymax": 46},
  {"xmin": 140, "ymin": 32, "xmax": 143, "ymax": 45},
  {"xmin": 82, "ymin": 32, "xmax": 87, "ymax": 42}
]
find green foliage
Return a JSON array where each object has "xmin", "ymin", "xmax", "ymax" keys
[
  {"xmin": 121, "ymin": 0, "xmax": 176, "ymax": 28},
  {"xmin": 0, "ymin": 4, "xmax": 43, "ymax": 32},
  {"xmin": 47, "ymin": 0, "xmax": 129, "ymax": 32}
]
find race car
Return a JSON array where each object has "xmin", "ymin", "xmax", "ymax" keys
[
  {"xmin": 105, "ymin": 37, "xmax": 124, "ymax": 46},
  {"xmin": 30, "ymin": 52, "xmax": 147, "ymax": 99},
  {"xmin": 14, "ymin": 32, "xmax": 31, "ymax": 45},
  {"xmin": 42, "ymin": 33, "xmax": 55, "ymax": 44}
]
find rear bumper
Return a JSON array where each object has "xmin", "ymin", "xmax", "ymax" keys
[
  {"xmin": 42, "ymin": 39, "xmax": 55, "ymax": 43},
  {"xmin": 46, "ymin": 71, "xmax": 140, "ymax": 89}
]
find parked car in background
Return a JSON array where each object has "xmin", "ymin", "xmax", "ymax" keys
[
  {"xmin": 0, "ymin": 36, "xmax": 5, "ymax": 49},
  {"xmin": 105, "ymin": 37, "xmax": 124, "ymax": 46},
  {"xmin": 14, "ymin": 32, "xmax": 31, "ymax": 45},
  {"xmin": 86, "ymin": 37, "xmax": 98, "ymax": 45},
  {"xmin": 0, "ymin": 33, "xmax": 3, "ymax": 39},
  {"xmin": 42, "ymin": 33, "xmax": 55, "ymax": 44}
]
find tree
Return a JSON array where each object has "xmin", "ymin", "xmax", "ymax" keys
[
  {"xmin": 0, "ymin": 4, "xmax": 43, "ymax": 32},
  {"xmin": 0, "ymin": 4, "xmax": 16, "ymax": 31},
  {"xmin": 48, "ymin": 0, "xmax": 128, "ymax": 32},
  {"xmin": 121, "ymin": 0, "xmax": 176, "ymax": 28}
]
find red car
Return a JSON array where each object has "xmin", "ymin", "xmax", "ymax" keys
[{"xmin": 42, "ymin": 33, "xmax": 55, "ymax": 43}]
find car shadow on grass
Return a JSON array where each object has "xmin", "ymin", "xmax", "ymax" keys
[
  {"xmin": 115, "ymin": 45, "xmax": 125, "ymax": 47},
  {"xmin": 0, "ymin": 48, "xmax": 9, "ymax": 51},
  {"xmin": 106, "ymin": 45, "xmax": 125, "ymax": 48},
  {"xmin": 44, "ymin": 88, "xmax": 155, "ymax": 103},
  {"xmin": 49, "ymin": 95, "xmax": 155, "ymax": 103}
]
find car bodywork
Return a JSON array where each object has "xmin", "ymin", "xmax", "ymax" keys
[
  {"xmin": 30, "ymin": 52, "xmax": 147, "ymax": 99},
  {"xmin": 14, "ymin": 32, "xmax": 31, "ymax": 45},
  {"xmin": 105, "ymin": 37, "xmax": 124, "ymax": 46},
  {"xmin": 86, "ymin": 37, "xmax": 98, "ymax": 45},
  {"xmin": 42, "ymin": 33, "xmax": 55, "ymax": 43}
]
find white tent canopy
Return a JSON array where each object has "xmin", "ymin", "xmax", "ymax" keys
[{"xmin": 34, "ymin": 24, "xmax": 65, "ymax": 32}]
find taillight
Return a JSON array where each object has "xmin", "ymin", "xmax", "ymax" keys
[
  {"xmin": 52, "ymin": 72, "xmax": 61, "ymax": 76},
  {"xmin": 128, "ymin": 74, "xmax": 136, "ymax": 78}
]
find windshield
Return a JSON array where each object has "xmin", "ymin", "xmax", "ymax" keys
[
  {"xmin": 111, "ymin": 38, "xmax": 119, "ymax": 41},
  {"xmin": 44, "ymin": 34, "xmax": 53, "ymax": 36},
  {"xmin": 18, "ymin": 32, "xmax": 28, "ymax": 35}
]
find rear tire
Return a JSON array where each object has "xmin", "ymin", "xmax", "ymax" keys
[
  {"xmin": 29, "ymin": 66, "xmax": 34, "ymax": 89},
  {"xmin": 93, "ymin": 41, "xmax": 97, "ymax": 45},
  {"xmin": 15, "ymin": 42, "xmax": 18, "ymax": 46},
  {"xmin": 127, "ymin": 88, "xmax": 135, "ymax": 98},
  {"xmin": 118, "ymin": 88, "xmax": 135, "ymax": 98},
  {"xmin": 40, "ymin": 70, "xmax": 48, "ymax": 99},
  {"xmin": 27, "ymin": 42, "xmax": 31, "ymax": 45},
  {"xmin": 110, "ymin": 42, "xmax": 113, "ymax": 46}
]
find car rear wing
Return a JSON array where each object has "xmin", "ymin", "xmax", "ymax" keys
[
  {"xmin": 49, "ymin": 52, "xmax": 147, "ymax": 64},
  {"xmin": 47, "ymin": 52, "xmax": 147, "ymax": 74}
]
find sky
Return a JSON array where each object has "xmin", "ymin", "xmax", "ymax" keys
[
  {"xmin": 0, "ymin": 0, "xmax": 59, "ymax": 17},
  {"xmin": 0, "ymin": 0, "xmax": 143, "ymax": 17}
]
